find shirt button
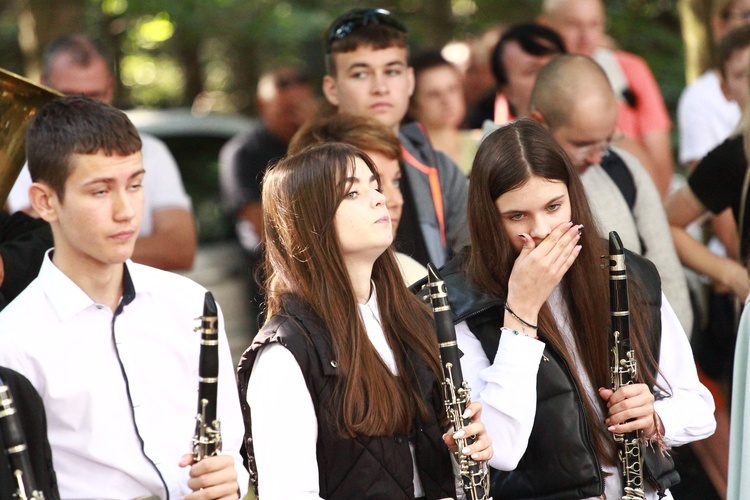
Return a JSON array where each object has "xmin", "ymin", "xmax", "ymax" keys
[
  {"xmin": 395, "ymin": 436, "xmax": 403, "ymax": 443},
  {"xmin": 330, "ymin": 360, "xmax": 338, "ymax": 368},
  {"xmin": 96, "ymin": 305, "xmax": 104, "ymax": 310}
]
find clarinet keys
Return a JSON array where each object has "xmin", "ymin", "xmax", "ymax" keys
[{"xmin": 192, "ymin": 291, "xmax": 222, "ymax": 462}]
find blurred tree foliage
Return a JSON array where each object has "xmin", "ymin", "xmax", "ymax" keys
[{"xmin": 0, "ymin": 0, "xmax": 715, "ymax": 118}]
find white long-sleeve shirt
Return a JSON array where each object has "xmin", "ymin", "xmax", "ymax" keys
[
  {"xmin": 456, "ymin": 290, "xmax": 715, "ymax": 499},
  {"xmin": 0, "ymin": 254, "xmax": 248, "ymax": 498},
  {"xmin": 247, "ymin": 288, "xmax": 428, "ymax": 500}
]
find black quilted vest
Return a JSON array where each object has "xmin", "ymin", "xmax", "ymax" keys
[
  {"xmin": 429, "ymin": 248, "xmax": 679, "ymax": 499},
  {"xmin": 236, "ymin": 295, "xmax": 456, "ymax": 499}
]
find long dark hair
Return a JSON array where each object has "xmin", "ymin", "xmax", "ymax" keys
[
  {"xmin": 262, "ymin": 142, "xmax": 442, "ymax": 437},
  {"xmin": 467, "ymin": 119, "xmax": 660, "ymax": 465}
]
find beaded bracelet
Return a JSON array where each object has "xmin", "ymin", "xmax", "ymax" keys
[
  {"xmin": 503, "ymin": 302, "xmax": 538, "ymax": 330},
  {"xmin": 500, "ymin": 326, "xmax": 538, "ymax": 340}
]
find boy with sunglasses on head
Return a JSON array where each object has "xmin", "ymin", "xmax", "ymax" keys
[{"xmin": 322, "ymin": 8, "xmax": 470, "ymax": 270}]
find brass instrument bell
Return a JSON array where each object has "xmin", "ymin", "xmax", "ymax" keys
[{"xmin": 0, "ymin": 68, "xmax": 60, "ymax": 206}]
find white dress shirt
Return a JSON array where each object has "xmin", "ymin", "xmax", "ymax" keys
[
  {"xmin": 0, "ymin": 253, "xmax": 248, "ymax": 499},
  {"xmin": 247, "ymin": 287, "xmax": 428, "ymax": 500},
  {"xmin": 456, "ymin": 289, "xmax": 715, "ymax": 499}
]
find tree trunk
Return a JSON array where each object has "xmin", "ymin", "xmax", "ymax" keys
[
  {"xmin": 416, "ymin": 0, "xmax": 456, "ymax": 48},
  {"xmin": 177, "ymin": 34, "xmax": 203, "ymax": 107},
  {"xmin": 19, "ymin": 0, "xmax": 85, "ymax": 80},
  {"xmin": 678, "ymin": 0, "xmax": 716, "ymax": 84}
]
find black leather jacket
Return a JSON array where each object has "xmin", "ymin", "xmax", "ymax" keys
[
  {"xmin": 237, "ymin": 295, "xmax": 456, "ymax": 499},
  {"xmin": 423, "ymin": 249, "xmax": 678, "ymax": 499}
]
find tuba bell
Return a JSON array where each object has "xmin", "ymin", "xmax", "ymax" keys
[{"xmin": 0, "ymin": 68, "xmax": 60, "ymax": 206}]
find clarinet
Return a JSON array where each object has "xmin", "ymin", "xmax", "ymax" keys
[
  {"xmin": 608, "ymin": 231, "xmax": 645, "ymax": 500},
  {"xmin": 423, "ymin": 264, "xmax": 490, "ymax": 500},
  {"xmin": 192, "ymin": 291, "xmax": 222, "ymax": 461},
  {"xmin": 0, "ymin": 375, "xmax": 45, "ymax": 500}
]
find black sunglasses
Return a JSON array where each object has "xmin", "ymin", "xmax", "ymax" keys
[{"xmin": 325, "ymin": 8, "xmax": 407, "ymax": 53}]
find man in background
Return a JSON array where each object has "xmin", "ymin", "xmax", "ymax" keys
[
  {"xmin": 218, "ymin": 65, "xmax": 317, "ymax": 334},
  {"xmin": 540, "ymin": 0, "xmax": 674, "ymax": 198},
  {"xmin": 529, "ymin": 54, "xmax": 693, "ymax": 338},
  {"xmin": 7, "ymin": 34, "xmax": 196, "ymax": 271}
]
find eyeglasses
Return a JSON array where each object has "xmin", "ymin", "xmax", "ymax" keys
[
  {"xmin": 325, "ymin": 8, "xmax": 408, "ymax": 53},
  {"xmin": 570, "ymin": 139, "xmax": 611, "ymax": 164}
]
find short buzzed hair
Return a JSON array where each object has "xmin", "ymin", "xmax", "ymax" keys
[
  {"xmin": 27, "ymin": 95, "xmax": 141, "ymax": 200},
  {"xmin": 530, "ymin": 54, "xmax": 611, "ymax": 129},
  {"xmin": 41, "ymin": 35, "xmax": 113, "ymax": 83}
]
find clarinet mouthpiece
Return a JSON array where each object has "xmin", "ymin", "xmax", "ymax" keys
[{"xmin": 203, "ymin": 291, "xmax": 217, "ymax": 316}]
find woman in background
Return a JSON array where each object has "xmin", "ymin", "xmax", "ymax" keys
[{"xmin": 408, "ymin": 51, "xmax": 480, "ymax": 175}]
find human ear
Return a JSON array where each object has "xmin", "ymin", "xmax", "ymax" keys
[
  {"xmin": 406, "ymin": 66, "xmax": 415, "ymax": 98},
  {"xmin": 29, "ymin": 182, "xmax": 59, "ymax": 223},
  {"xmin": 322, "ymin": 75, "xmax": 340, "ymax": 106},
  {"xmin": 529, "ymin": 109, "xmax": 548, "ymax": 127},
  {"xmin": 720, "ymin": 76, "xmax": 732, "ymax": 101}
]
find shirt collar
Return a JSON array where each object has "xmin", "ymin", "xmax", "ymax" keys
[
  {"xmin": 38, "ymin": 250, "xmax": 143, "ymax": 322},
  {"xmin": 356, "ymin": 281, "xmax": 381, "ymax": 325}
]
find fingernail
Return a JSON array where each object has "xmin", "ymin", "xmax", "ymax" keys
[
  {"xmin": 608, "ymin": 425, "xmax": 616, "ymax": 432},
  {"xmin": 453, "ymin": 429, "xmax": 466, "ymax": 439},
  {"xmin": 462, "ymin": 408, "xmax": 472, "ymax": 419},
  {"xmin": 462, "ymin": 446, "xmax": 471, "ymax": 455},
  {"xmin": 471, "ymin": 453, "xmax": 480, "ymax": 459}
]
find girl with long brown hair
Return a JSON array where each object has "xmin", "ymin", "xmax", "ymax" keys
[
  {"xmin": 441, "ymin": 119, "xmax": 714, "ymax": 499},
  {"xmin": 236, "ymin": 142, "xmax": 492, "ymax": 499}
]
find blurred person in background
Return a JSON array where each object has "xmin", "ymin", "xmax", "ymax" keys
[
  {"xmin": 666, "ymin": 31, "xmax": 750, "ymax": 495},
  {"xmin": 7, "ymin": 34, "xmax": 197, "ymax": 271},
  {"xmin": 488, "ymin": 23, "xmax": 566, "ymax": 126},
  {"xmin": 219, "ymin": 65, "xmax": 318, "ymax": 335},
  {"xmin": 540, "ymin": 0, "xmax": 674, "ymax": 198},
  {"xmin": 676, "ymin": 26, "xmax": 750, "ymax": 315},
  {"xmin": 460, "ymin": 26, "xmax": 503, "ymax": 129},
  {"xmin": 678, "ymin": 0, "xmax": 750, "ymax": 171},
  {"xmin": 408, "ymin": 50, "xmax": 479, "ymax": 175}
]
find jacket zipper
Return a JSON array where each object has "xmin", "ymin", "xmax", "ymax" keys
[
  {"xmin": 458, "ymin": 299, "xmax": 605, "ymax": 494},
  {"xmin": 553, "ymin": 348, "xmax": 605, "ymax": 496}
]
